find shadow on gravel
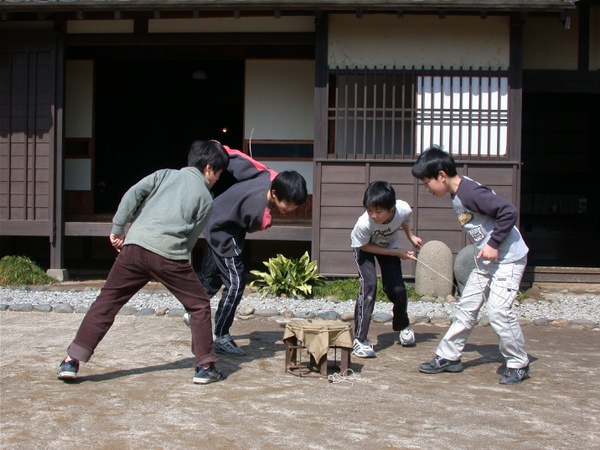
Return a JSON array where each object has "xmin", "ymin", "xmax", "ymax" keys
[
  {"xmin": 63, "ymin": 328, "xmax": 291, "ymax": 384},
  {"xmin": 461, "ymin": 342, "xmax": 539, "ymax": 371},
  {"xmin": 373, "ymin": 330, "xmax": 442, "ymax": 354},
  {"xmin": 73, "ymin": 358, "xmax": 196, "ymax": 383}
]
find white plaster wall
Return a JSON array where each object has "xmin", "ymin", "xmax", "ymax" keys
[
  {"xmin": 65, "ymin": 60, "xmax": 94, "ymax": 139},
  {"xmin": 244, "ymin": 59, "xmax": 314, "ymax": 141},
  {"xmin": 329, "ymin": 14, "xmax": 509, "ymax": 69},
  {"xmin": 257, "ymin": 160, "xmax": 313, "ymax": 194},
  {"xmin": 523, "ymin": 16, "xmax": 579, "ymax": 69}
]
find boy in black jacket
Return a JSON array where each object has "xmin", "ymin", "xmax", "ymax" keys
[{"xmin": 190, "ymin": 147, "xmax": 307, "ymax": 355}]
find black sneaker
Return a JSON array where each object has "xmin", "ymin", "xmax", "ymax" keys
[
  {"xmin": 499, "ymin": 365, "xmax": 530, "ymax": 385},
  {"xmin": 419, "ymin": 355, "xmax": 463, "ymax": 374},
  {"xmin": 57, "ymin": 358, "xmax": 79, "ymax": 380},
  {"xmin": 214, "ymin": 334, "xmax": 246, "ymax": 356},
  {"xmin": 193, "ymin": 363, "xmax": 225, "ymax": 385}
]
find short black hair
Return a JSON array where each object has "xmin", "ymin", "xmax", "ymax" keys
[
  {"xmin": 363, "ymin": 181, "xmax": 396, "ymax": 209},
  {"xmin": 187, "ymin": 140, "xmax": 229, "ymax": 173},
  {"xmin": 271, "ymin": 171, "xmax": 308, "ymax": 205},
  {"xmin": 411, "ymin": 145, "xmax": 458, "ymax": 179}
]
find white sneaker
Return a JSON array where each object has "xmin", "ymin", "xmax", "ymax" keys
[
  {"xmin": 352, "ymin": 338, "xmax": 376, "ymax": 358},
  {"xmin": 399, "ymin": 326, "xmax": 415, "ymax": 346}
]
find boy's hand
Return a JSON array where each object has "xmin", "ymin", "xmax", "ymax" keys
[
  {"xmin": 398, "ymin": 249, "xmax": 417, "ymax": 261},
  {"xmin": 109, "ymin": 233, "xmax": 125, "ymax": 252},
  {"xmin": 410, "ymin": 236, "xmax": 423, "ymax": 250},
  {"xmin": 477, "ymin": 244, "xmax": 498, "ymax": 262}
]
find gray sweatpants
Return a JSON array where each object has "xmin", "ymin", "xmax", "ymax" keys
[{"xmin": 437, "ymin": 257, "xmax": 529, "ymax": 369}]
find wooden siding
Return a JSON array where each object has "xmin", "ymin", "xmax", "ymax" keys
[
  {"xmin": 316, "ymin": 160, "xmax": 518, "ymax": 277},
  {"xmin": 62, "ymin": 221, "xmax": 311, "ymax": 242},
  {"xmin": 0, "ymin": 33, "xmax": 59, "ymax": 237}
]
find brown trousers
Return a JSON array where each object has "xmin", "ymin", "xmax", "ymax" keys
[{"xmin": 67, "ymin": 244, "xmax": 216, "ymax": 368}]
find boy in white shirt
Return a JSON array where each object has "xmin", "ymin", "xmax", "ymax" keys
[{"xmin": 350, "ymin": 181, "xmax": 422, "ymax": 358}]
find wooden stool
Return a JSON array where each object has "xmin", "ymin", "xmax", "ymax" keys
[{"xmin": 283, "ymin": 320, "xmax": 352, "ymax": 378}]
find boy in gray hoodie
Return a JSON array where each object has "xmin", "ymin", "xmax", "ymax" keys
[{"xmin": 57, "ymin": 140, "xmax": 229, "ymax": 385}]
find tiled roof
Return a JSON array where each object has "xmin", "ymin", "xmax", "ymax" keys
[{"xmin": 0, "ymin": 0, "xmax": 578, "ymax": 11}]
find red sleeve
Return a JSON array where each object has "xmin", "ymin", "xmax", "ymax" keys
[{"xmin": 261, "ymin": 207, "xmax": 273, "ymax": 230}]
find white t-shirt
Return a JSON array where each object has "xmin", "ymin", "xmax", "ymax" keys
[{"xmin": 350, "ymin": 200, "xmax": 413, "ymax": 249}]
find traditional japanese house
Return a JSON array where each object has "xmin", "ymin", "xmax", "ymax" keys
[{"xmin": 1, "ymin": 0, "xmax": 599, "ymax": 283}]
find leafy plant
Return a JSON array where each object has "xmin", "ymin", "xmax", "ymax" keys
[
  {"xmin": 313, "ymin": 277, "xmax": 421, "ymax": 302},
  {"xmin": 405, "ymin": 283, "xmax": 422, "ymax": 301},
  {"xmin": 249, "ymin": 251, "xmax": 325, "ymax": 298},
  {"xmin": 516, "ymin": 290, "xmax": 529, "ymax": 304},
  {"xmin": 0, "ymin": 255, "xmax": 58, "ymax": 286}
]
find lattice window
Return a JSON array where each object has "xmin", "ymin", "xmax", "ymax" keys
[
  {"xmin": 328, "ymin": 67, "xmax": 415, "ymax": 159},
  {"xmin": 416, "ymin": 75, "xmax": 509, "ymax": 157},
  {"xmin": 328, "ymin": 67, "xmax": 510, "ymax": 160}
]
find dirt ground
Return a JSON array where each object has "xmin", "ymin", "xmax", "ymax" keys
[{"xmin": 1, "ymin": 308, "xmax": 599, "ymax": 450}]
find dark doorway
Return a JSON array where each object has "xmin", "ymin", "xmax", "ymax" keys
[
  {"xmin": 93, "ymin": 59, "xmax": 244, "ymax": 213},
  {"xmin": 520, "ymin": 92, "xmax": 600, "ymax": 267}
]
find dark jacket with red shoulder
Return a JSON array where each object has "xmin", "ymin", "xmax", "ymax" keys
[{"xmin": 203, "ymin": 147, "xmax": 278, "ymax": 258}]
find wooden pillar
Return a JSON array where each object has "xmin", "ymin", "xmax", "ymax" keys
[
  {"xmin": 312, "ymin": 12, "xmax": 328, "ymax": 266},
  {"xmin": 49, "ymin": 31, "xmax": 68, "ymax": 280},
  {"xmin": 509, "ymin": 13, "xmax": 524, "ymax": 209}
]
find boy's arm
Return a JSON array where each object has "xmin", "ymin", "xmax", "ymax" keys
[
  {"xmin": 461, "ymin": 184, "xmax": 519, "ymax": 250},
  {"xmin": 185, "ymin": 200, "xmax": 213, "ymax": 255},
  {"xmin": 111, "ymin": 170, "xmax": 165, "ymax": 236},
  {"xmin": 360, "ymin": 242, "xmax": 417, "ymax": 261},
  {"xmin": 109, "ymin": 170, "xmax": 166, "ymax": 252},
  {"xmin": 401, "ymin": 222, "xmax": 423, "ymax": 249},
  {"xmin": 351, "ymin": 218, "xmax": 416, "ymax": 260},
  {"xmin": 460, "ymin": 183, "xmax": 518, "ymax": 261},
  {"xmin": 224, "ymin": 146, "xmax": 278, "ymax": 182}
]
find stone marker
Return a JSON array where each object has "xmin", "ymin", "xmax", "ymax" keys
[
  {"xmin": 453, "ymin": 244, "xmax": 476, "ymax": 295},
  {"xmin": 415, "ymin": 240, "xmax": 454, "ymax": 297}
]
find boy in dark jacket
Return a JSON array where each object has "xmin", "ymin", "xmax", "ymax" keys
[{"xmin": 194, "ymin": 148, "xmax": 308, "ymax": 355}]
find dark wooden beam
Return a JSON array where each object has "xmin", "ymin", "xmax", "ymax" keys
[
  {"xmin": 523, "ymin": 70, "xmax": 600, "ymax": 94},
  {"xmin": 65, "ymin": 31, "xmax": 314, "ymax": 47},
  {"xmin": 578, "ymin": 4, "xmax": 590, "ymax": 71}
]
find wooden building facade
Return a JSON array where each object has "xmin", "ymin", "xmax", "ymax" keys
[{"xmin": 1, "ymin": 0, "xmax": 599, "ymax": 282}]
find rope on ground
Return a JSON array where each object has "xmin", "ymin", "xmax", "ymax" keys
[{"xmin": 327, "ymin": 369, "xmax": 372, "ymax": 386}]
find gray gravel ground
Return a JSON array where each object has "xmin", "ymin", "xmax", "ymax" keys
[{"xmin": 1, "ymin": 283, "xmax": 600, "ymax": 326}]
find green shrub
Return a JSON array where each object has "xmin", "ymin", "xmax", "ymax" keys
[
  {"xmin": 405, "ymin": 283, "xmax": 421, "ymax": 301},
  {"xmin": 516, "ymin": 290, "xmax": 529, "ymax": 304},
  {"xmin": 0, "ymin": 255, "xmax": 58, "ymax": 286},
  {"xmin": 249, "ymin": 251, "xmax": 325, "ymax": 298},
  {"xmin": 313, "ymin": 277, "xmax": 421, "ymax": 302}
]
